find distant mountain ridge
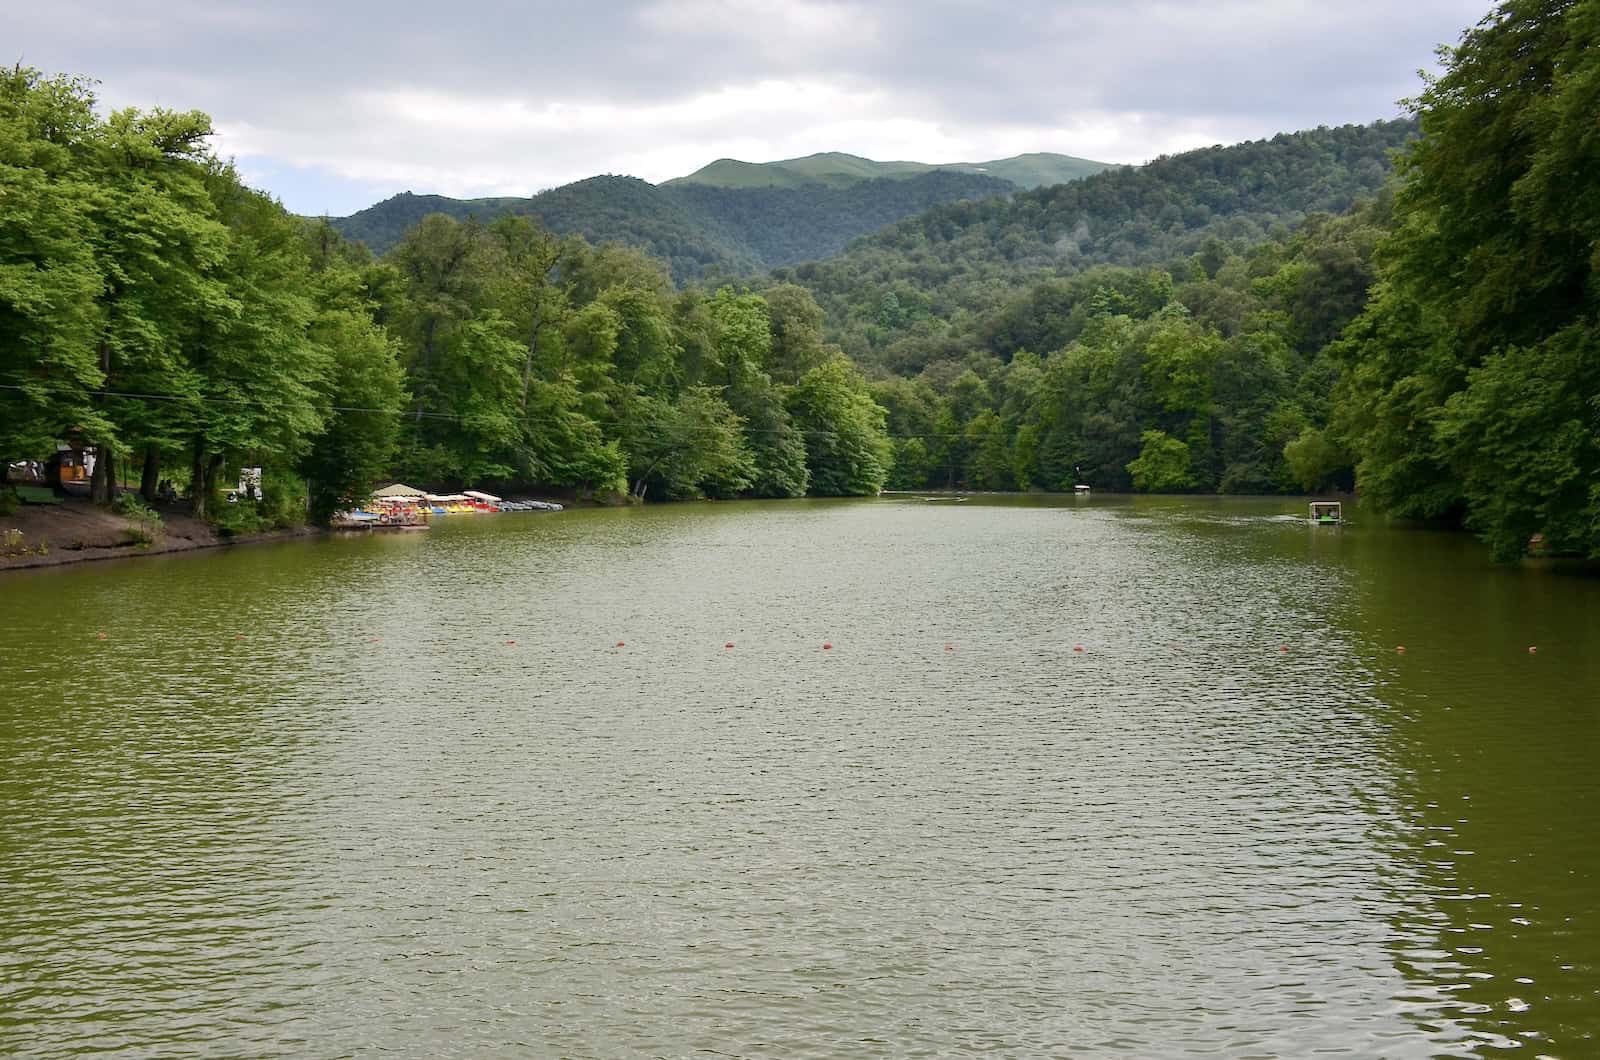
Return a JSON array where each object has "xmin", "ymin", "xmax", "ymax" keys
[
  {"xmin": 665, "ymin": 150, "xmax": 1114, "ymax": 190},
  {"xmin": 330, "ymin": 169, "xmax": 1022, "ymax": 280},
  {"xmin": 778, "ymin": 120, "xmax": 1422, "ymax": 373}
]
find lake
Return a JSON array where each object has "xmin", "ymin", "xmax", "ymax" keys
[{"xmin": 1, "ymin": 495, "xmax": 1596, "ymax": 1057}]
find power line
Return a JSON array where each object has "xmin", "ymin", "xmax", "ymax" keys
[
  {"xmin": 0, "ymin": 382, "xmax": 460, "ymax": 421},
  {"xmin": 0, "ymin": 381, "xmax": 983, "ymax": 443}
]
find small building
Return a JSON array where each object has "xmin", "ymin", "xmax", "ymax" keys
[{"xmin": 55, "ymin": 444, "xmax": 95, "ymax": 483}]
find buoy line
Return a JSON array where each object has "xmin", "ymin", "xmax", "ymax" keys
[{"xmin": 88, "ymin": 631, "xmax": 1552, "ymax": 659}]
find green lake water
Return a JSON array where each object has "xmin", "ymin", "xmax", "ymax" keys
[{"xmin": 1, "ymin": 495, "xmax": 1596, "ymax": 1057}]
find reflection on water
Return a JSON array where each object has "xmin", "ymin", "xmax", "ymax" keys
[{"xmin": 1, "ymin": 496, "xmax": 1595, "ymax": 1057}]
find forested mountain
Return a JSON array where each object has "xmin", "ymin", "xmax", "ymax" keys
[
  {"xmin": 664, "ymin": 174, "xmax": 1013, "ymax": 276},
  {"xmin": 330, "ymin": 170, "xmax": 1015, "ymax": 280},
  {"xmin": 666, "ymin": 150, "xmax": 1113, "ymax": 190},
  {"xmin": 798, "ymin": 122, "xmax": 1422, "ymax": 499},
  {"xmin": 777, "ymin": 120, "xmax": 1417, "ymax": 372},
  {"xmin": 322, "ymin": 193, "xmax": 516, "ymax": 253}
]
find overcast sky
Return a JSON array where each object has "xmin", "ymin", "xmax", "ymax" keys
[{"xmin": 6, "ymin": 0, "xmax": 1491, "ymax": 216}]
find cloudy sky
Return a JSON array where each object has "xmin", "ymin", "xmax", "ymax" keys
[{"xmin": 7, "ymin": 0, "xmax": 1490, "ymax": 216}]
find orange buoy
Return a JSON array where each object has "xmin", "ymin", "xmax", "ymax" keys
[
  {"xmin": 96, "ymin": 632, "xmax": 108, "ymax": 640},
  {"xmin": 616, "ymin": 640, "xmax": 626, "ymax": 648},
  {"xmin": 235, "ymin": 634, "xmax": 245, "ymax": 640},
  {"xmin": 1528, "ymin": 646, "xmax": 1538, "ymax": 654},
  {"xmin": 944, "ymin": 644, "xmax": 953, "ymax": 651},
  {"xmin": 1279, "ymin": 645, "xmax": 1289, "ymax": 653},
  {"xmin": 1396, "ymin": 645, "xmax": 1406, "ymax": 654},
  {"xmin": 724, "ymin": 642, "xmax": 735, "ymax": 649},
  {"xmin": 505, "ymin": 639, "xmax": 516, "ymax": 646},
  {"xmin": 822, "ymin": 643, "xmax": 833, "ymax": 650},
  {"xmin": 1073, "ymin": 645, "xmax": 1084, "ymax": 653}
]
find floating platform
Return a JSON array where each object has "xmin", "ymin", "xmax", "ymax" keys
[{"xmin": 331, "ymin": 511, "xmax": 431, "ymax": 531}]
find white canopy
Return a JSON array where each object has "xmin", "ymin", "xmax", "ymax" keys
[
  {"xmin": 463, "ymin": 490, "xmax": 501, "ymax": 502},
  {"xmin": 425, "ymin": 493, "xmax": 469, "ymax": 503}
]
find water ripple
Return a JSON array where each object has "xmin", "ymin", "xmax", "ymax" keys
[{"xmin": 2, "ymin": 498, "xmax": 1596, "ymax": 1057}]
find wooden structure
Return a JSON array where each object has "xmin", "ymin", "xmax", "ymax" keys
[
  {"xmin": 1309, "ymin": 501, "xmax": 1343, "ymax": 525},
  {"xmin": 372, "ymin": 482, "xmax": 426, "ymax": 501}
]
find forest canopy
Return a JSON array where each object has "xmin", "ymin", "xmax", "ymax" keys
[{"xmin": 0, "ymin": 68, "xmax": 894, "ymax": 529}]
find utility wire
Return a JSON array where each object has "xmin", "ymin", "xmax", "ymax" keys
[{"xmin": 0, "ymin": 382, "xmax": 986, "ymax": 443}]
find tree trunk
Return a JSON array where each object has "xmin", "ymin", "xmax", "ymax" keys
[
  {"xmin": 190, "ymin": 436, "xmax": 208, "ymax": 519},
  {"xmin": 92, "ymin": 337, "xmax": 113, "ymax": 505},
  {"xmin": 140, "ymin": 445, "xmax": 160, "ymax": 503},
  {"xmin": 205, "ymin": 454, "xmax": 224, "ymax": 501},
  {"xmin": 90, "ymin": 440, "xmax": 114, "ymax": 504}
]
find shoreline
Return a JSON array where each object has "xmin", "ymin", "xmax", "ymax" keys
[
  {"xmin": 1, "ymin": 499, "xmax": 326, "ymax": 574},
  {"xmin": 2, "ymin": 489, "xmax": 594, "ymax": 574},
  {"xmin": 6, "ymin": 492, "xmax": 1593, "ymax": 577}
]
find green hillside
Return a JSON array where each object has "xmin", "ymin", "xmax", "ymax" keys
[
  {"xmin": 668, "ymin": 153, "xmax": 909, "ymax": 189},
  {"xmin": 330, "ymin": 170, "xmax": 1014, "ymax": 281},
  {"xmin": 668, "ymin": 151, "xmax": 1115, "ymax": 190},
  {"xmin": 330, "ymin": 193, "xmax": 519, "ymax": 249},
  {"xmin": 775, "ymin": 120, "xmax": 1420, "ymax": 375},
  {"xmin": 774, "ymin": 121, "xmax": 1424, "ymax": 498},
  {"xmin": 957, "ymin": 152, "xmax": 1113, "ymax": 188}
]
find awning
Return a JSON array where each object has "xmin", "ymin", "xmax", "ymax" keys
[
  {"xmin": 463, "ymin": 490, "xmax": 501, "ymax": 502},
  {"xmin": 373, "ymin": 482, "xmax": 426, "ymax": 498}
]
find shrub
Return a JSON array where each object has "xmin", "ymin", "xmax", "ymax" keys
[
  {"xmin": 209, "ymin": 471, "xmax": 309, "ymax": 535},
  {"xmin": 258, "ymin": 470, "xmax": 309, "ymax": 529},
  {"xmin": 209, "ymin": 501, "xmax": 268, "ymax": 537},
  {"xmin": 113, "ymin": 493, "xmax": 164, "ymax": 546}
]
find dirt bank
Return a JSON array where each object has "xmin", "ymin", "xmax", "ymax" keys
[{"xmin": 1, "ymin": 498, "xmax": 318, "ymax": 572}]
